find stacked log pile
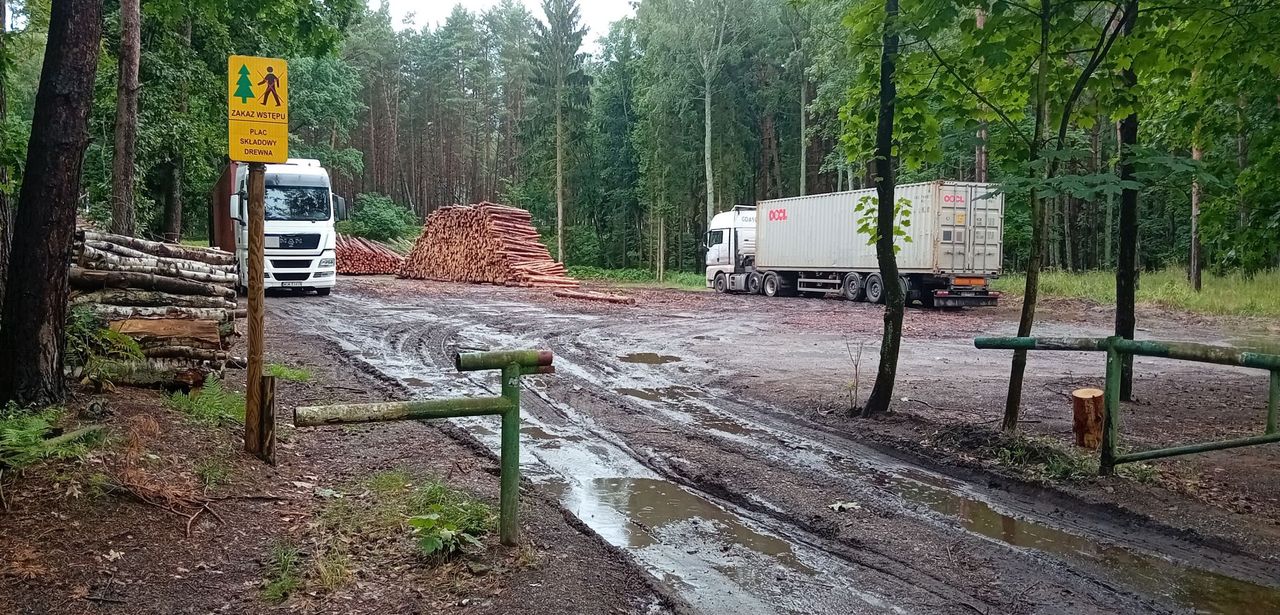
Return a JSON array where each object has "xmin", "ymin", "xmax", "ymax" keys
[
  {"xmin": 336, "ymin": 234, "xmax": 404, "ymax": 275},
  {"xmin": 398, "ymin": 203, "xmax": 578, "ymax": 288},
  {"xmin": 71, "ymin": 230, "xmax": 241, "ymax": 384}
]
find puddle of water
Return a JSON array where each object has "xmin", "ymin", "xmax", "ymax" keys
[
  {"xmin": 620, "ymin": 352, "xmax": 683, "ymax": 365},
  {"xmin": 615, "ymin": 386, "xmax": 701, "ymax": 402},
  {"xmin": 567, "ymin": 477, "xmax": 806, "ymax": 569},
  {"xmin": 877, "ymin": 470, "xmax": 1280, "ymax": 613},
  {"xmin": 1227, "ymin": 335, "xmax": 1280, "ymax": 355}
]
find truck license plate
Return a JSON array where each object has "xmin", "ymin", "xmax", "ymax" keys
[{"xmin": 280, "ymin": 281, "xmax": 304, "ymax": 287}]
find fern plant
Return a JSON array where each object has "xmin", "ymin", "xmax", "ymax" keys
[
  {"xmin": 65, "ymin": 307, "xmax": 145, "ymax": 384},
  {"xmin": 167, "ymin": 375, "xmax": 245, "ymax": 425},
  {"xmin": 0, "ymin": 404, "xmax": 99, "ymax": 470}
]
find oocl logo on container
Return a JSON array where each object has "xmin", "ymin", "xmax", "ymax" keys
[
  {"xmin": 767, "ymin": 208, "xmax": 788, "ymax": 221},
  {"xmin": 943, "ymin": 194, "xmax": 966, "ymax": 203}
]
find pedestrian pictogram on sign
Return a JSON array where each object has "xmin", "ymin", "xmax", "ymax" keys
[{"xmin": 227, "ymin": 55, "xmax": 288, "ymax": 163}]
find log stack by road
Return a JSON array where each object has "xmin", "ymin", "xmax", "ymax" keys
[
  {"xmin": 336, "ymin": 234, "xmax": 404, "ymax": 275},
  {"xmin": 71, "ymin": 230, "xmax": 241, "ymax": 385},
  {"xmin": 398, "ymin": 203, "xmax": 578, "ymax": 288}
]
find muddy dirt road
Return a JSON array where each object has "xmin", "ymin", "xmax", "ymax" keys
[{"xmin": 273, "ymin": 277, "xmax": 1280, "ymax": 614}]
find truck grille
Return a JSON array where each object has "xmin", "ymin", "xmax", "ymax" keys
[
  {"xmin": 271, "ymin": 259, "xmax": 312, "ymax": 269},
  {"xmin": 273, "ymin": 272, "xmax": 311, "ymax": 282},
  {"xmin": 269, "ymin": 234, "xmax": 320, "ymax": 250}
]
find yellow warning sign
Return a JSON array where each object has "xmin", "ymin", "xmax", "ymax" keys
[{"xmin": 227, "ymin": 55, "xmax": 289, "ymax": 163}]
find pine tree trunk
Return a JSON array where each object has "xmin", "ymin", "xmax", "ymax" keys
[
  {"xmin": 109, "ymin": 0, "xmax": 139, "ymax": 237},
  {"xmin": 799, "ymin": 75, "xmax": 807, "ymax": 196},
  {"xmin": 1002, "ymin": 0, "xmax": 1052, "ymax": 431},
  {"xmin": 161, "ymin": 15, "xmax": 191, "ymax": 243},
  {"xmin": 0, "ymin": 2, "xmax": 11, "ymax": 310},
  {"xmin": 555, "ymin": 102, "xmax": 565, "ymax": 262},
  {"xmin": 1190, "ymin": 141, "xmax": 1203, "ymax": 291},
  {"xmin": 974, "ymin": 8, "xmax": 988, "ymax": 183},
  {"xmin": 0, "ymin": 0, "xmax": 104, "ymax": 407},
  {"xmin": 862, "ymin": 0, "xmax": 902, "ymax": 417},
  {"xmin": 704, "ymin": 77, "xmax": 715, "ymax": 232},
  {"xmin": 1115, "ymin": 0, "xmax": 1140, "ymax": 402}
]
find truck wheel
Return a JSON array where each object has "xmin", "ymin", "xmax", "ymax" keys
[
  {"xmin": 317, "ymin": 288, "xmax": 332, "ymax": 297},
  {"xmin": 842, "ymin": 272, "xmax": 864, "ymax": 302},
  {"xmin": 865, "ymin": 273, "xmax": 884, "ymax": 304},
  {"xmin": 898, "ymin": 276, "xmax": 911, "ymax": 305},
  {"xmin": 762, "ymin": 273, "xmax": 781, "ymax": 298},
  {"xmin": 746, "ymin": 272, "xmax": 762, "ymax": 294},
  {"xmin": 713, "ymin": 273, "xmax": 728, "ymax": 293}
]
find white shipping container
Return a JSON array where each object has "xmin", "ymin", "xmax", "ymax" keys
[{"xmin": 754, "ymin": 180, "xmax": 1003, "ymax": 275}]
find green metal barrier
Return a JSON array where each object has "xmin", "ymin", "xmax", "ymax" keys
[
  {"xmin": 975, "ymin": 336, "xmax": 1280, "ymax": 475},
  {"xmin": 294, "ymin": 349, "xmax": 555, "ymax": 546}
]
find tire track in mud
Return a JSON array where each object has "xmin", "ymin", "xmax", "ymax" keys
[{"xmin": 275, "ymin": 289, "xmax": 1280, "ymax": 614}]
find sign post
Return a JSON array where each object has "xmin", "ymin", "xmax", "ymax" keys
[{"xmin": 227, "ymin": 55, "xmax": 288, "ymax": 462}]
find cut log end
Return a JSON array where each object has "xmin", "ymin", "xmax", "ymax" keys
[{"xmin": 1071, "ymin": 388, "xmax": 1105, "ymax": 450}]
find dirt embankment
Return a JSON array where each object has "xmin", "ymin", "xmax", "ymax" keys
[{"xmin": 0, "ymin": 316, "xmax": 670, "ymax": 614}]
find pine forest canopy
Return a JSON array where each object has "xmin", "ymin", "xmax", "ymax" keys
[{"xmin": 1, "ymin": 0, "xmax": 1278, "ymax": 275}]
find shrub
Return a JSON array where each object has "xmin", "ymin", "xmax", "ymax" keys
[
  {"xmin": 341, "ymin": 193, "xmax": 418, "ymax": 241},
  {"xmin": 65, "ymin": 307, "xmax": 144, "ymax": 381},
  {"xmin": 0, "ymin": 404, "xmax": 101, "ymax": 471},
  {"xmin": 166, "ymin": 375, "xmax": 245, "ymax": 425}
]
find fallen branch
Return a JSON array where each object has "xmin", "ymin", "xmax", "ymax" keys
[{"xmin": 552, "ymin": 289, "xmax": 636, "ymax": 305}]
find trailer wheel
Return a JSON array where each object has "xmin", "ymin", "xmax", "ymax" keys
[
  {"xmin": 746, "ymin": 272, "xmax": 762, "ymax": 294},
  {"xmin": 865, "ymin": 273, "xmax": 884, "ymax": 304},
  {"xmin": 842, "ymin": 272, "xmax": 864, "ymax": 302},
  {"xmin": 762, "ymin": 273, "xmax": 781, "ymax": 297},
  {"xmin": 713, "ymin": 273, "xmax": 728, "ymax": 293}
]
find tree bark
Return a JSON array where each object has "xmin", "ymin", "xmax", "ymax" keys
[
  {"xmin": 704, "ymin": 76, "xmax": 716, "ymax": 231},
  {"xmin": 109, "ymin": 0, "xmax": 139, "ymax": 237},
  {"xmin": 974, "ymin": 7, "xmax": 988, "ymax": 183},
  {"xmin": 81, "ymin": 230, "xmax": 234, "ymax": 265},
  {"xmin": 555, "ymin": 103, "xmax": 565, "ymax": 262},
  {"xmin": 1115, "ymin": 0, "xmax": 1140, "ymax": 402},
  {"xmin": 1190, "ymin": 140, "xmax": 1203, "ymax": 291},
  {"xmin": 862, "ymin": 0, "xmax": 902, "ymax": 417},
  {"xmin": 799, "ymin": 71, "xmax": 807, "ymax": 196},
  {"xmin": 1001, "ymin": 0, "xmax": 1052, "ymax": 431},
  {"xmin": 0, "ymin": 0, "xmax": 105, "ymax": 407},
  {"xmin": 0, "ymin": 2, "xmax": 11, "ymax": 310},
  {"xmin": 70, "ymin": 267, "xmax": 236, "ymax": 299}
]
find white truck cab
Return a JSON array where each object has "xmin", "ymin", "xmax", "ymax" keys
[
  {"xmin": 705, "ymin": 205, "xmax": 757, "ymax": 292},
  {"xmin": 213, "ymin": 159, "xmax": 343, "ymax": 296}
]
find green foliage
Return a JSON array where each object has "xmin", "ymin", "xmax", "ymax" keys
[
  {"xmin": 339, "ymin": 193, "xmax": 418, "ymax": 241},
  {"xmin": 0, "ymin": 404, "xmax": 100, "ymax": 471},
  {"xmin": 166, "ymin": 375, "xmax": 245, "ymax": 425},
  {"xmin": 407, "ymin": 479, "xmax": 495, "ymax": 558},
  {"xmin": 64, "ymin": 308, "xmax": 145, "ymax": 383},
  {"xmin": 261, "ymin": 541, "xmax": 302, "ymax": 604},
  {"xmin": 195, "ymin": 457, "xmax": 232, "ymax": 489},
  {"xmin": 266, "ymin": 363, "xmax": 312, "ymax": 383},
  {"xmin": 567, "ymin": 266, "xmax": 705, "ymax": 289},
  {"xmin": 853, "ymin": 195, "xmax": 913, "ymax": 253},
  {"xmin": 994, "ymin": 434, "xmax": 1095, "ymax": 482},
  {"xmin": 994, "ymin": 268, "xmax": 1280, "ymax": 318}
]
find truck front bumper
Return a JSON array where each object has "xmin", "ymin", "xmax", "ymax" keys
[
  {"xmin": 933, "ymin": 290, "xmax": 1000, "ymax": 307},
  {"xmin": 264, "ymin": 251, "xmax": 337, "ymax": 290}
]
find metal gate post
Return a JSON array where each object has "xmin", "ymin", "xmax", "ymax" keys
[
  {"xmin": 499, "ymin": 363, "xmax": 521, "ymax": 546},
  {"xmin": 1100, "ymin": 338, "xmax": 1122, "ymax": 476}
]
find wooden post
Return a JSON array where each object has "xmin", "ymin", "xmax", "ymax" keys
[
  {"xmin": 244, "ymin": 162, "xmax": 267, "ymax": 459},
  {"xmin": 1071, "ymin": 388, "xmax": 1104, "ymax": 449},
  {"xmin": 259, "ymin": 375, "xmax": 276, "ymax": 464}
]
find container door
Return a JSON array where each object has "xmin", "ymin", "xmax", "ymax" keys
[
  {"xmin": 969, "ymin": 186, "xmax": 1003, "ymax": 275},
  {"xmin": 937, "ymin": 185, "xmax": 973, "ymax": 273}
]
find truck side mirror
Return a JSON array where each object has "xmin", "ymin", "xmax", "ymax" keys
[
  {"xmin": 229, "ymin": 194, "xmax": 244, "ymax": 224},
  {"xmin": 334, "ymin": 195, "xmax": 348, "ymax": 221}
]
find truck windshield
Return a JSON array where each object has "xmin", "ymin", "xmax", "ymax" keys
[{"xmin": 266, "ymin": 186, "xmax": 331, "ymax": 221}]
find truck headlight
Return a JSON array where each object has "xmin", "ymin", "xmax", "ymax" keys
[
  {"xmin": 313, "ymin": 271, "xmax": 333, "ymax": 279},
  {"xmin": 319, "ymin": 258, "xmax": 335, "ymax": 268}
]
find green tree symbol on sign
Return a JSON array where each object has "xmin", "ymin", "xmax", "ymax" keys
[{"xmin": 233, "ymin": 64, "xmax": 255, "ymax": 103}]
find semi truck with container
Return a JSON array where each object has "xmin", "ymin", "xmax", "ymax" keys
[
  {"xmin": 210, "ymin": 159, "xmax": 346, "ymax": 296},
  {"xmin": 705, "ymin": 180, "xmax": 1003, "ymax": 307}
]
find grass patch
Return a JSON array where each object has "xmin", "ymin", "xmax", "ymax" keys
[
  {"xmin": 567, "ymin": 266, "xmax": 706, "ymax": 290},
  {"xmin": 994, "ymin": 434, "xmax": 1096, "ymax": 481},
  {"xmin": 0, "ymin": 404, "xmax": 103, "ymax": 471},
  {"xmin": 262, "ymin": 541, "xmax": 302, "ymax": 604},
  {"xmin": 266, "ymin": 362, "xmax": 313, "ymax": 383},
  {"xmin": 194, "ymin": 457, "xmax": 232, "ymax": 489},
  {"xmin": 312, "ymin": 546, "xmax": 351, "ymax": 591},
  {"xmin": 166, "ymin": 375, "xmax": 245, "ymax": 425},
  {"xmin": 993, "ymin": 268, "xmax": 1280, "ymax": 318}
]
